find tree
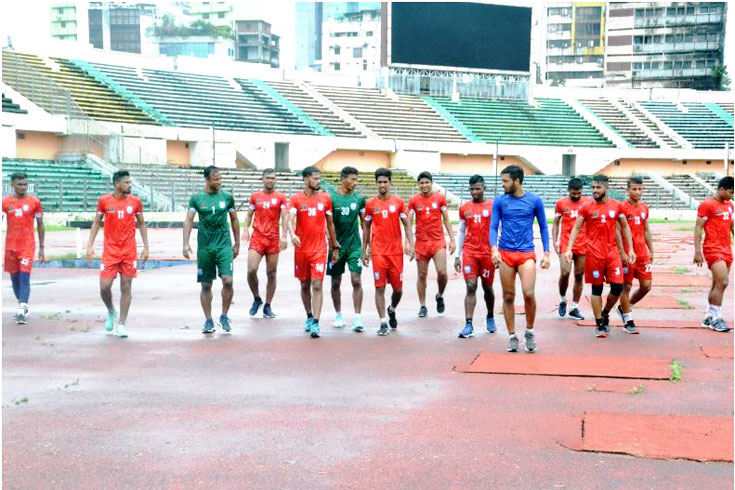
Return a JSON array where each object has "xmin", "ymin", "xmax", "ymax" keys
[{"xmin": 712, "ymin": 65, "xmax": 730, "ymax": 91}]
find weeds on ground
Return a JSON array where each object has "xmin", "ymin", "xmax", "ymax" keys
[
  {"xmin": 672, "ymin": 266, "xmax": 690, "ymax": 275},
  {"xmin": 628, "ymin": 385, "xmax": 645, "ymax": 395},
  {"xmin": 670, "ymin": 359, "xmax": 683, "ymax": 382},
  {"xmin": 676, "ymin": 298, "xmax": 694, "ymax": 309}
]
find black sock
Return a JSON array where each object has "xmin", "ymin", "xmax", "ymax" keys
[
  {"xmin": 602, "ymin": 308, "xmax": 610, "ymax": 316},
  {"xmin": 307, "ymin": 313, "xmax": 313, "ymax": 319},
  {"xmin": 264, "ymin": 303, "xmax": 270, "ymax": 308},
  {"xmin": 312, "ymin": 319, "xmax": 319, "ymax": 325},
  {"xmin": 255, "ymin": 296, "xmax": 262, "ymax": 303},
  {"xmin": 486, "ymin": 313, "xmax": 494, "ymax": 319},
  {"xmin": 466, "ymin": 318, "xmax": 472, "ymax": 324},
  {"xmin": 595, "ymin": 317, "xmax": 603, "ymax": 327}
]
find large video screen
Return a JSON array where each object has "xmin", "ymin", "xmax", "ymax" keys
[{"xmin": 390, "ymin": 2, "xmax": 532, "ymax": 72}]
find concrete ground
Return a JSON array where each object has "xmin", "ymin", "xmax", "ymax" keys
[{"xmin": 3, "ymin": 224, "xmax": 733, "ymax": 489}]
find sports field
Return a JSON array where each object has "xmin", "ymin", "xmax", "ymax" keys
[{"xmin": 2, "ymin": 223, "xmax": 733, "ymax": 489}]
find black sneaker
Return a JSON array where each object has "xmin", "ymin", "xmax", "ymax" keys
[
  {"xmin": 249, "ymin": 297, "xmax": 263, "ymax": 317},
  {"xmin": 418, "ymin": 305, "xmax": 428, "ymax": 318},
  {"xmin": 262, "ymin": 304, "xmax": 276, "ymax": 318},
  {"xmin": 567, "ymin": 308, "xmax": 584, "ymax": 320},
  {"xmin": 436, "ymin": 294, "xmax": 445, "ymax": 314},
  {"xmin": 377, "ymin": 323, "xmax": 389, "ymax": 336},
  {"xmin": 388, "ymin": 306, "xmax": 398, "ymax": 329},
  {"xmin": 595, "ymin": 325, "xmax": 607, "ymax": 338},
  {"xmin": 624, "ymin": 321, "xmax": 639, "ymax": 334},
  {"xmin": 558, "ymin": 300, "xmax": 567, "ymax": 317}
]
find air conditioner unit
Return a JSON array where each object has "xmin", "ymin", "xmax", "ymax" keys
[{"xmin": 588, "ymin": 40, "xmax": 595, "ymax": 47}]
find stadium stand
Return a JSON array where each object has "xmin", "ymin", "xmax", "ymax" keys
[
  {"xmin": 607, "ymin": 175, "xmax": 691, "ymax": 209},
  {"xmin": 665, "ymin": 174, "xmax": 713, "ymax": 202},
  {"xmin": 2, "ymin": 158, "xmax": 149, "ymax": 212},
  {"xmin": 578, "ymin": 99, "xmax": 658, "ymax": 148},
  {"xmin": 2, "ymin": 50, "xmax": 157, "ymax": 125},
  {"xmin": 309, "ymin": 85, "xmax": 468, "ymax": 142},
  {"xmin": 432, "ymin": 173, "xmax": 572, "ymax": 204},
  {"xmin": 2, "ymin": 93, "xmax": 27, "ymax": 114},
  {"xmin": 718, "ymin": 102, "xmax": 734, "ymax": 115},
  {"xmin": 697, "ymin": 172, "xmax": 725, "ymax": 190},
  {"xmin": 640, "ymin": 101, "xmax": 734, "ymax": 149},
  {"xmin": 427, "ymin": 96, "xmax": 614, "ymax": 147},
  {"xmin": 319, "ymin": 169, "xmax": 418, "ymax": 202},
  {"xmin": 617, "ymin": 99, "xmax": 681, "ymax": 148},
  {"xmin": 86, "ymin": 62, "xmax": 320, "ymax": 134}
]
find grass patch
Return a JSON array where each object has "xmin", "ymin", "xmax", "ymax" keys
[
  {"xmin": 672, "ymin": 266, "xmax": 690, "ymax": 275},
  {"xmin": 670, "ymin": 359, "xmax": 683, "ymax": 382},
  {"xmin": 676, "ymin": 298, "xmax": 694, "ymax": 309},
  {"xmin": 14, "ymin": 396, "xmax": 29, "ymax": 405},
  {"xmin": 628, "ymin": 384, "xmax": 645, "ymax": 395},
  {"xmin": 674, "ymin": 225, "xmax": 695, "ymax": 232},
  {"xmin": 45, "ymin": 252, "xmax": 80, "ymax": 260},
  {"xmin": 45, "ymin": 225, "xmax": 74, "ymax": 232}
]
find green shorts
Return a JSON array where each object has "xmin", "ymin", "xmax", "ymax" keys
[
  {"xmin": 327, "ymin": 247, "xmax": 362, "ymax": 276},
  {"xmin": 197, "ymin": 246, "xmax": 234, "ymax": 283}
]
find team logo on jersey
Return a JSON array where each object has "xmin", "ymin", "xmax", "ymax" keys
[
  {"xmin": 417, "ymin": 205, "xmax": 424, "ymax": 211},
  {"xmin": 107, "ymin": 207, "xmax": 116, "ymax": 212},
  {"xmin": 464, "ymin": 211, "xmax": 472, "ymax": 218},
  {"xmin": 591, "ymin": 212, "xmax": 599, "ymax": 218},
  {"xmin": 609, "ymin": 210, "xmax": 615, "ymax": 218},
  {"xmin": 317, "ymin": 203, "xmax": 324, "ymax": 211},
  {"xmin": 431, "ymin": 202, "xmax": 438, "ymax": 209},
  {"xmin": 219, "ymin": 201, "xmax": 226, "ymax": 209},
  {"xmin": 126, "ymin": 205, "xmax": 133, "ymax": 214},
  {"xmin": 563, "ymin": 207, "xmax": 570, "ymax": 213},
  {"xmin": 464, "ymin": 265, "xmax": 471, "ymax": 273},
  {"xmin": 22, "ymin": 204, "xmax": 29, "ymax": 212},
  {"xmin": 389, "ymin": 205, "xmax": 396, "ymax": 213},
  {"xmin": 374, "ymin": 271, "xmax": 380, "ymax": 280},
  {"xmin": 350, "ymin": 202, "xmax": 357, "ymax": 210},
  {"xmin": 300, "ymin": 205, "xmax": 308, "ymax": 210},
  {"xmin": 482, "ymin": 210, "xmax": 489, "ymax": 217},
  {"xmin": 271, "ymin": 198, "xmax": 278, "ymax": 205},
  {"xmin": 592, "ymin": 270, "xmax": 600, "ymax": 279},
  {"xmin": 641, "ymin": 212, "xmax": 646, "ymax": 219},
  {"xmin": 373, "ymin": 207, "xmax": 380, "ymax": 213},
  {"xmin": 256, "ymin": 199, "xmax": 263, "ymax": 204}
]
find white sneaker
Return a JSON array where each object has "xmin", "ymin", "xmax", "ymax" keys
[
  {"xmin": 333, "ymin": 313, "xmax": 346, "ymax": 328},
  {"xmin": 16, "ymin": 304, "xmax": 28, "ymax": 324},
  {"xmin": 115, "ymin": 323, "xmax": 129, "ymax": 338}
]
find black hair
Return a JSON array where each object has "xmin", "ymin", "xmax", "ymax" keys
[
  {"xmin": 374, "ymin": 167, "xmax": 392, "ymax": 181},
  {"xmin": 203, "ymin": 166, "xmax": 219, "ymax": 179},
  {"xmin": 302, "ymin": 166, "xmax": 319, "ymax": 178},
  {"xmin": 567, "ymin": 177, "xmax": 583, "ymax": 190},
  {"xmin": 10, "ymin": 172, "xmax": 27, "ymax": 182},
  {"xmin": 718, "ymin": 176, "xmax": 734, "ymax": 190},
  {"xmin": 501, "ymin": 165, "xmax": 524, "ymax": 184},
  {"xmin": 592, "ymin": 174, "xmax": 609, "ymax": 185},
  {"xmin": 112, "ymin": 170, "xmax": 130, "ymax": 184},
  {"xmin": 262, "ymin": 168, "xmax": 276, "ymax": 176},
  {"xmin": 469, "ymin": 174, "xmax": 484, "ymax": 186},
  {"xmin": 417, "ymin": 171, "xmax": 433, "ymax": 182},
  {"xmin": 340, "ymin": 166, "xmax": 358, "ymax": 179},
  {"xmin": 627, "ymin": 176, "xmax": 643, "ymax": 187}
]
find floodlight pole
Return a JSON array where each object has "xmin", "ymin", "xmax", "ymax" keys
[
  {"xmin": 493, "ymin": 141, "xmax": 498, "ymax": 198},
  {"xmin": 212, "ymin": 125, "xmax": 216, "ymax": 166}
]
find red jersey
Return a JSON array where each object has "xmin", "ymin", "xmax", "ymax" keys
[
  {"xmin": 409, "ymin": 192, "xmax": 447, "ymax": 242},
  {"xmin": 96, "ymin": 193, "xmax": 143, "ymax": 259},
  {"xmin": 288, "ymin": 191, "xmax": 332, "ymax": 254},
  {"xmin": 620, "ymin": 200, "xmax": 650, "ymax": 260},
  {"xmin": 459, "ymin": 199, "xmax": 493, "ymax": 256},
  {"xmin": 554, "ymin": 196, "xmax": 590, "ymax": 252},
  {"xmin": 249, "ymin": 190, "xmax": 287, "ymax": 240},
  {"xmin": 365, "ymin": 194, "xmax": 407, "ymax": 256},
  {"xmin": 580, "ymin": 199, "xmax": 623, "ymax": 260},
  {"xmin": 2, "ymin": 194, "xmax": 43, "ymax": 252},
  {"xmin": 698, "ymin": 197, "xmax": 734, "ymax": 255}
]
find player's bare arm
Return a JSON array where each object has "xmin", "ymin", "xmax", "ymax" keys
[
  {"xmin": 326, "ymin": 213, "xmax": 340, "ymax": 262},
  {"xmin": 229, "ymin": 209, "xmax": 240, "ymax": 259},
  {"xmin": 136, "ymin": 213, "xmax": 149, "ymax": 263},
  {"xmin": 644, "ymin": 219, "xmax": 654, "ymax": 263},
  {"xmin": 279, "ymin": 207, "xmax": 289, "ymax": 251},
  {"xmin": 552, "ymin": 215, "xmax": 561, "ymax": 255},
  {"xmin": 615, "ymin": 226, "xmax": 627, "ymax": 265},
  {"xmin": 564, "ymin": 216, "xmax": 584, "ymax": 264},
  {"xmin": 693, "ymin": 217, "xmax": 706, "ymax": 266},
  {"xmin": 361, "ymin": 218, "xmax": 372, "ymax": 267},
  {"xmin": 287, "ymin": 210, "xmax": 300, "ymax": 248},
  {"xmin": 618, "ymin": 214, "xmax": 636, "ymax": 264},
  {"xmin": 182, "ymin": 209, "xmax": 196, "ymax": 259},
  {"xmin": 242, "ymin": 207, "xmax": 255, "ymax": 243},
  {"xmin": 441, "ymin": 206, "xmax": 456, "ymax": 255},
  {"xmin": 401, "ymin": 214, "xmax": 415, "ymax": 261},
  {"xmin": 86, "ymin": 213, "xmax": 104, "ymax": 265},
  {"xmin": 36, "ymin": 215, "xmax": 45, "ymax": 262}
]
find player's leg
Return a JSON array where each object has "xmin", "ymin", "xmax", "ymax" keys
[
  {"xmin": 482, "ymin": 280, "xmax": 496, "ymax": 332},
  {"xmin": 498, "ymin": 261, "xmax": 519, "ymax": 352},
  {"xmin": 220, "ymin": 275, "xmax": 234, "ymax": 324},
  {"xmin": 387, "ymin": 256, "xmax": 403, "ymax": 329},
  {"xmin": 603, "ymin": 282, "xmax": 623, "ymax": 320},
  {"xmin": 262, "ymin": 253, "xmax": 279, "ymax": 317},
  {"xmin": 630, "ymin": 278, "xmax": 651, "ymax": 305},
  {"xmin": 619, "ymin": 281, "xmax": 633, "ymax": 315},
  {"xmin": 115, "ymin": 274, "xmax": 133, "ymax": 338},
  {"xmin": 585, "ymin": 256, "xmax": 606, "ymax": 337},
  {"xmin": 601, "ymin": 259, "xmax": 624, "ymax": 330},
  {"xmin": 517, "ymin": 259, "xmax": 538, "ymax": 352},
  {"xmin": 247, "ymin": 249, "xmax": 264, "ymax": 315},
  {"xmin": 215, "ymin": 248, "xmax": 234, "ymax": 331},
  {"xmin": 311, "ymin": 278, "xmax": 323, "ymax": 324},
  {"xmin": 200, "ymin": 283, "xmax": 213, "ymax": 320},
  {"xmin": 198, "ymin": 249, "xmax": 217, "ymax": 332},
  {"xmin": 349, "ymin": 268, "xmax": 364, "ymax": 331},
  {"xmin": 416, "ymin": 257, "xmax": 429, "ymax": 317},
  {"xmin": 330, "ymin": 272, "xmax": 344, "ymax": 326},
  {"xmin": 433, "ymin": 248, "xmax": 448, "ymax": 313},
  {"xmin": 100, "ymin": 277, "xmax": 115, "ymax": 314},
  {"xmin": 568, "ymin": 254, "xmax": 586, "ymax": 319},
  {"xmin": 705, "ymin": 261, "xmax": 731, "ymax": 331},
  {"xmin": 459, "ymin": 278, "xmax": 478, "ymax": 338},
  {"xmin": 558, "ymin": 252, "xmax": 572, "ymax": 316},
  {"xmin": 16, "ymin": 270, "xmax": 31, "ymax": 322},
  {"xmin": 300, "ymin": 278, "xmax": 313, "ymax": 316},
  {"xmin": 10, "ymin": 273, "xmax": 20, "ymax": 301}
]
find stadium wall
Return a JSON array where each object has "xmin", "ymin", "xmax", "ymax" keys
[
  {"xmin": 15, "ymin": 131, "xmax": 62, "ymax": 160},
  {"xmin": 599, "ymin": 158, "xmax": 734, "ymax": 176},
  {"xmin": 166, "ymin": 141, "xmax": 191, "ymax": 166},
  {"xmin": 315, "ymin": 150, "xmax": 391, "ymax": 172},
  {"xmin": 440, "ymin": 154, "xmax": 536, "ymax": 175}
]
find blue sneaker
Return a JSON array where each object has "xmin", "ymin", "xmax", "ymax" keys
[
  {"xmin": 219, "ymin": 314, "xmax": 232, "ymax": 332},
  {"xmin": 333, "ymin": 313, "xmax": 346, "ymax": 328},
  {"xmin": 202, "ymin": 319, "xmax": 215, "ymax": 334},
  {"xmin": 486, "ymin": 317, "xmax": 496, "ymax": 333},
  {"xmin": 711, "ymin": 318, "xmax": 731, "ymax": 333},
  {"xmin": 105, "ymin": 309, "xmax": 117, "ymax": 332},
  {"xmin": 310, "ymin": 321, "xmax": 321, "ymax": 338},
  {"xmin": 459, "ymin": 322, "xmax": 474, "ymax": 338},
  {"xmin": 249, "ymin": 298, "xmax": 263, "ymax": 317},
  {"xmin": 558, "ymin": 301, "xmax": 567, "ymax": 318},
  {"xmin": 304, "ymin": 317, "xmax": 313, "ymax": 332},
  {"xmin": 262, "ymin": 304, "xmax": 276, "ymax": 318}
]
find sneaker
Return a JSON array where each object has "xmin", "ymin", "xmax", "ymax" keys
[
  {"xmin": 333, "ymin": 313, "xmax": 346, "ymax": 328},
  {"xmin": 310, "ymin": 322, "xmax": 321, "ymax": 338},
  {"xmin": 115, "ymin": 323, "xmax": 129, "ymax": 338},
  {"xmin": 459, "ymin": 322, "xmax": 474, "ymax": 338},
  {"xmin": 304, "ymin": 317, "xmax": 313, "ymax": 333},
  {"xmin": 524, "ymin": 330, "xmax": 537, "ymax": 352},
  {"xmin": 623, "ymin": 321, "xmax": 639, "ymax": 335},
  {"xmin": 377, "ymin": 323, "xmax": 389, "ymax": 336},
  {"xmin": 436, "ymin": 294, "xmax": 445, "ymax": 314},
  {"xmin": 507, "ymin": 336, "xmax": 519, "ymax": 352},
  {"xmin": 711, "ymin": 318, "xmax": 731, "ymax": 333},
  {"xmin": 352, "ymin": 316, "xmax": 364, "ymax": 332},
  {"xmin": 105, "ymin": 309, "xmax": 117, "ymax": 332},
  {"xmin": 616, "ymin": 305, "xmax": 626, "ymax": 324},
  {"xmin": 248, "ymin": 298, "xmax": 263, "ymax": 317},
  {"xmin": 388, "ymin": 306, "xmax": 398, "ymax": 329},
  {"xmin": 558, "ymin": 300, "xmax": 567, "ymax": 318},
  {"xmin": 486, "ymin": 317, "xmax": 496, "ymax": 333},
  {"xmin": 219, "ymin": 315, "xmax": 232, "ymax": 332},
  {"xmin": 567, "ymin": 308, "xmax": 584, "ymax": 320},
  {"xmin": 15, "ymin": 305, "xmax": 27, "ymax": 325},
  {"xmin": 701, "ymin": 316, "xmax": 715, "ymax": 328},
  {"xmin": 602, "ymin": 312, "xmax": 611, "ymax": 333},
  {"xmin": 418, "ymin": 305, "xmax": 428, "ymax": 318},
  {"xmin": 262, "ymin": 304, "xmax": 276, "ymax": 318},
  {"xmin": 595, "ymin": 325, "xmax": 607, "ymax": 338},
  {"xmin": 202, "ymin": 319, "xmax": 215, "ymax": 334}
]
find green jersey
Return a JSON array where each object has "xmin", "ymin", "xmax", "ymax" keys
[
  {"xmin": 189, "ymin": 190, "xmax": 236, "ymax": 250},
  {"xmin": 330, "ymin": 189, "xmax": 366, "ymax": 250}
]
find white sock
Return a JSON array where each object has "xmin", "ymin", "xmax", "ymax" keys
[
  {"xmin": 380, "ymin": 317, "xmax": 387, "ymax": 325},
  {"xmin": 560, "ymin": 295, "xmax": 567, "ymax": 303},
  {"xmin": 623, "ymin": 312, "xmax": 632, "ymax": 323},
  {"xmin": 710, "ymin": 304, "xmax": 722, "ymax": 319},
  {"xmin": 571, "ymin": 302, "xmax": 579, "ymax": 310},
  {"xmin": 525, "ymin": 328, "xmax": 534, "ymax": 335},
  {"xmin": 353, "ymin": 314, "xmax": 361, "ymax": 320},
  {"xmin": 509, "ymin": 332, "xmax": 517, "ymax": 339}
]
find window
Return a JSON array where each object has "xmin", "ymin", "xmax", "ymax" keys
[
  {"xmin": 696, "ymin": 59, "xmax": 705, "ymax": 68},
  {"xmin": 353, "ymin": 47, "xmax": 362, "ymax": 58},
  {"xmin": 366, "ymin": 31, "xmax": 373, "ymax": 36},
  {"xmin": 548, "ymin": 8, "xmax": 559, "ymax": 15},
  {"xmin": 666, "ymin": 7, "xmax": 676, "ymax": 16},
  {"xmin": 664, "ymin": 61, "xmax": 673, "ymax": 69},
  {"xmin": 334, "ymin": 62, "xmax": 340, "ymax": 71},
  {"xmin": 674, "ymin": 61, "xmax": 683, "ymax": 69},
  {"xmin": 686, "ymin": 6, "xmax": 694, "ymax": 15},
  {"xmin": 363, "ymin": 59, "xmax": 367, "ymax": 71},
  {"xmin": 334, "ymin": 45, "xmax": 340, "ymax": 55},
  {"xmin": 682, "ymin": 60, "xmax": 691, "ymax": 68},
  {"xmin": 218, "ymin": 12, "xmax": 224, "ymax": 19},
  {"xmin": 203, "ymin": 13, "xmax": 209, "ymax": 19},
  {"xmin": 684, "ymin": 34, "xmax": 693, "ymax": 43},
  {"xmin": 633, "ymin": 62, "xmax": 642, "ymax": 69},
  {"xmin": 60, "ymin": 21, "xmax": 66, "ymax": 28}
]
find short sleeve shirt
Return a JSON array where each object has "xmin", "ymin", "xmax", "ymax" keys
[
  {"xmin": 409, "ymin": 192, "xmax": 447, "ymax": 242},
  {"xmin": 330, "ymin": 189, "xmax": 366, "ymax": 251},
  {"xmin": 288, "ymin": 191, "xmax": 333, "ymax": 254},
  {"xmin": 554, "ymin": 196, "xmax": 590, "ymax": 250},
  {"xmin": 97, "ymin": 193, "xmax": 143, "ymax": 259},
  {"xmin": 459, "ymin": 199, "xmax": 493, "ymax": 256},
  {"xmin": 365, "ymin": 194, "xmax": 407, "ymax": 256},
  {"xmin": 580, "ymin": 199, "xmax": 623, "ymax": 260},
  {"xmin": 620, "ymin": 200, "xmax": 650, "ymax": 260},
  {"xmin": 697, "ymin": 197, "xmax": 734, "ymax": 255},
  {"xmin": 249, "ymin": 190, "xmax": 287, "ymax": 240},
  {"xmin": 189, "ymin": 191, "xmax": 236, "ymax": 251},
  {"xmin": 2, "ymin": 195, "xmax": 43, "ymax": 252}
]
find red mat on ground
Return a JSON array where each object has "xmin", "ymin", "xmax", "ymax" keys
[
  {"xmin": 654, "ymin": 274, "xmax": 711, "ymax": 287},
  {"xmin": 700, "ymin": 346, "xmax": 734, "ymax": 358},
  {"xmin": 576, "ymin": 319, "xmax": 703, "ymax": 329},
  {"xmin": 562, "ymin": 412, "xmax": 733, "ymax": 462},
  {"xmin": 456, "ymin": 353, "xmax": 670, "ymax": 379},
  {"xmin": 583, "ymin": 295, "xmax": 687, "ymax": 309}
]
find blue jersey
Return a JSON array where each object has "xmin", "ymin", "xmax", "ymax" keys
[{"xmin": 489, "ymin": 192, "xmax": 550, "ymax": 253}]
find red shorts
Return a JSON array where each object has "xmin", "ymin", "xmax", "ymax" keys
[
  {"xmin": 499, "ymin": 250, "xmax": 536, "ymax": 269},
  {"xmin": 704, "ymin": 250, "xmax": 733, "ymax": 269},
  {"xmin": 294, "ymin": 250, "xmax": 327, "ymax": 282},
  {"xmin": 372, "ymin": 254, "xmax": 403, "ymax": 289},
  {"xmin": 415, "ymin": 239, "xmax": 446, "ymax": 262},
  {"xmin": 623, "ymin": 259, "xmax": 652, "ymax": 283},
  {"xmin": 560, "ymin": 238, "xmax": 586, "ymax": 257},
  {"xmin": 249, "ymin": 233, "xmax": 280, "ymax": 256},
  {"xmin": 4, "ymin": 249, "xmax": 33, "ymax": 274},
  {"xmin": 585, "ymin": 254, "xmax": 623, "ymax": 285},
  {"xmin": 100, "ymin": 255, "xmax": 137, "ymax": 279},
  {"xmin": 461, "ymin": 252, "xmax": 494, "ymax": 284}
]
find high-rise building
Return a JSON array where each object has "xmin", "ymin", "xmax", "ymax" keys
[
  {"xmin": 321, "ymin": 8, "xmax": 380, "ymax": 76},
  {"xmin": 179, "ymin": 1, "xmax": 233, "ymax": 28},
  {"xmin": 50, "ymin": 2, "xmax": 85, "ymax": 42},
  {"xmin": 606, "ymin": 2, "xmax": 727, "ymax": 89},
  {"xmin": 236, "ymin": 20, "xmax": 280, "ymax": 68}
]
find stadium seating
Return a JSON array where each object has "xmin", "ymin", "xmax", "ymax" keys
[
  {"xmin": 261, "ymin": 81, "xmax": 366, "ymax": 138},
  {"xmin": 641, "ymin": 101, "xmax": 734, "ymax": 149},
  {"xmin": 607, "ymin": 175, "xmax": 691, "ymax": 209},
  {"xmin": 2, "ymin": 93, "xmax": 27, "ymax": 114},
  {"xmin": 665, "ymin": 174, "xmax": 713, "ymax": 202},
  {"xmin": 616, "ymin": 100, "xmax": 681, "ymax": 148},
  {"xmin": 432, "ymin": 173, "xmax": 572, "ymax": 205},
  {"xmin": 2, "ymin": 158, "xmax": 150, "ymax": 212},
  {"xmin": 319, "ymin": 169, "xmax": 419, "ymax": 203},
  {"xmin": 428, "ymin": 96, "xmax": 614, "ymax": 147},
  {"xmin": 87, "ymin": 62, "xmax": 319, "ymax": 134},
  {"xmin": 578, "ymin": 99, "xmax": 658, "ymax": 148},
  {"xmin": 2, "ymin": 50, "xmax": 157, "ymax": 125},
  {"xmin": 696, "ymin": 172, "xmax": 724, "ymax": 191},
  {"xmin": 309, "ymin": 85, "xmax": 468, "ymax": 142},
  {"xmin": 718, "ymin": 103, "xmax": 734, "ymax": 115}
]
